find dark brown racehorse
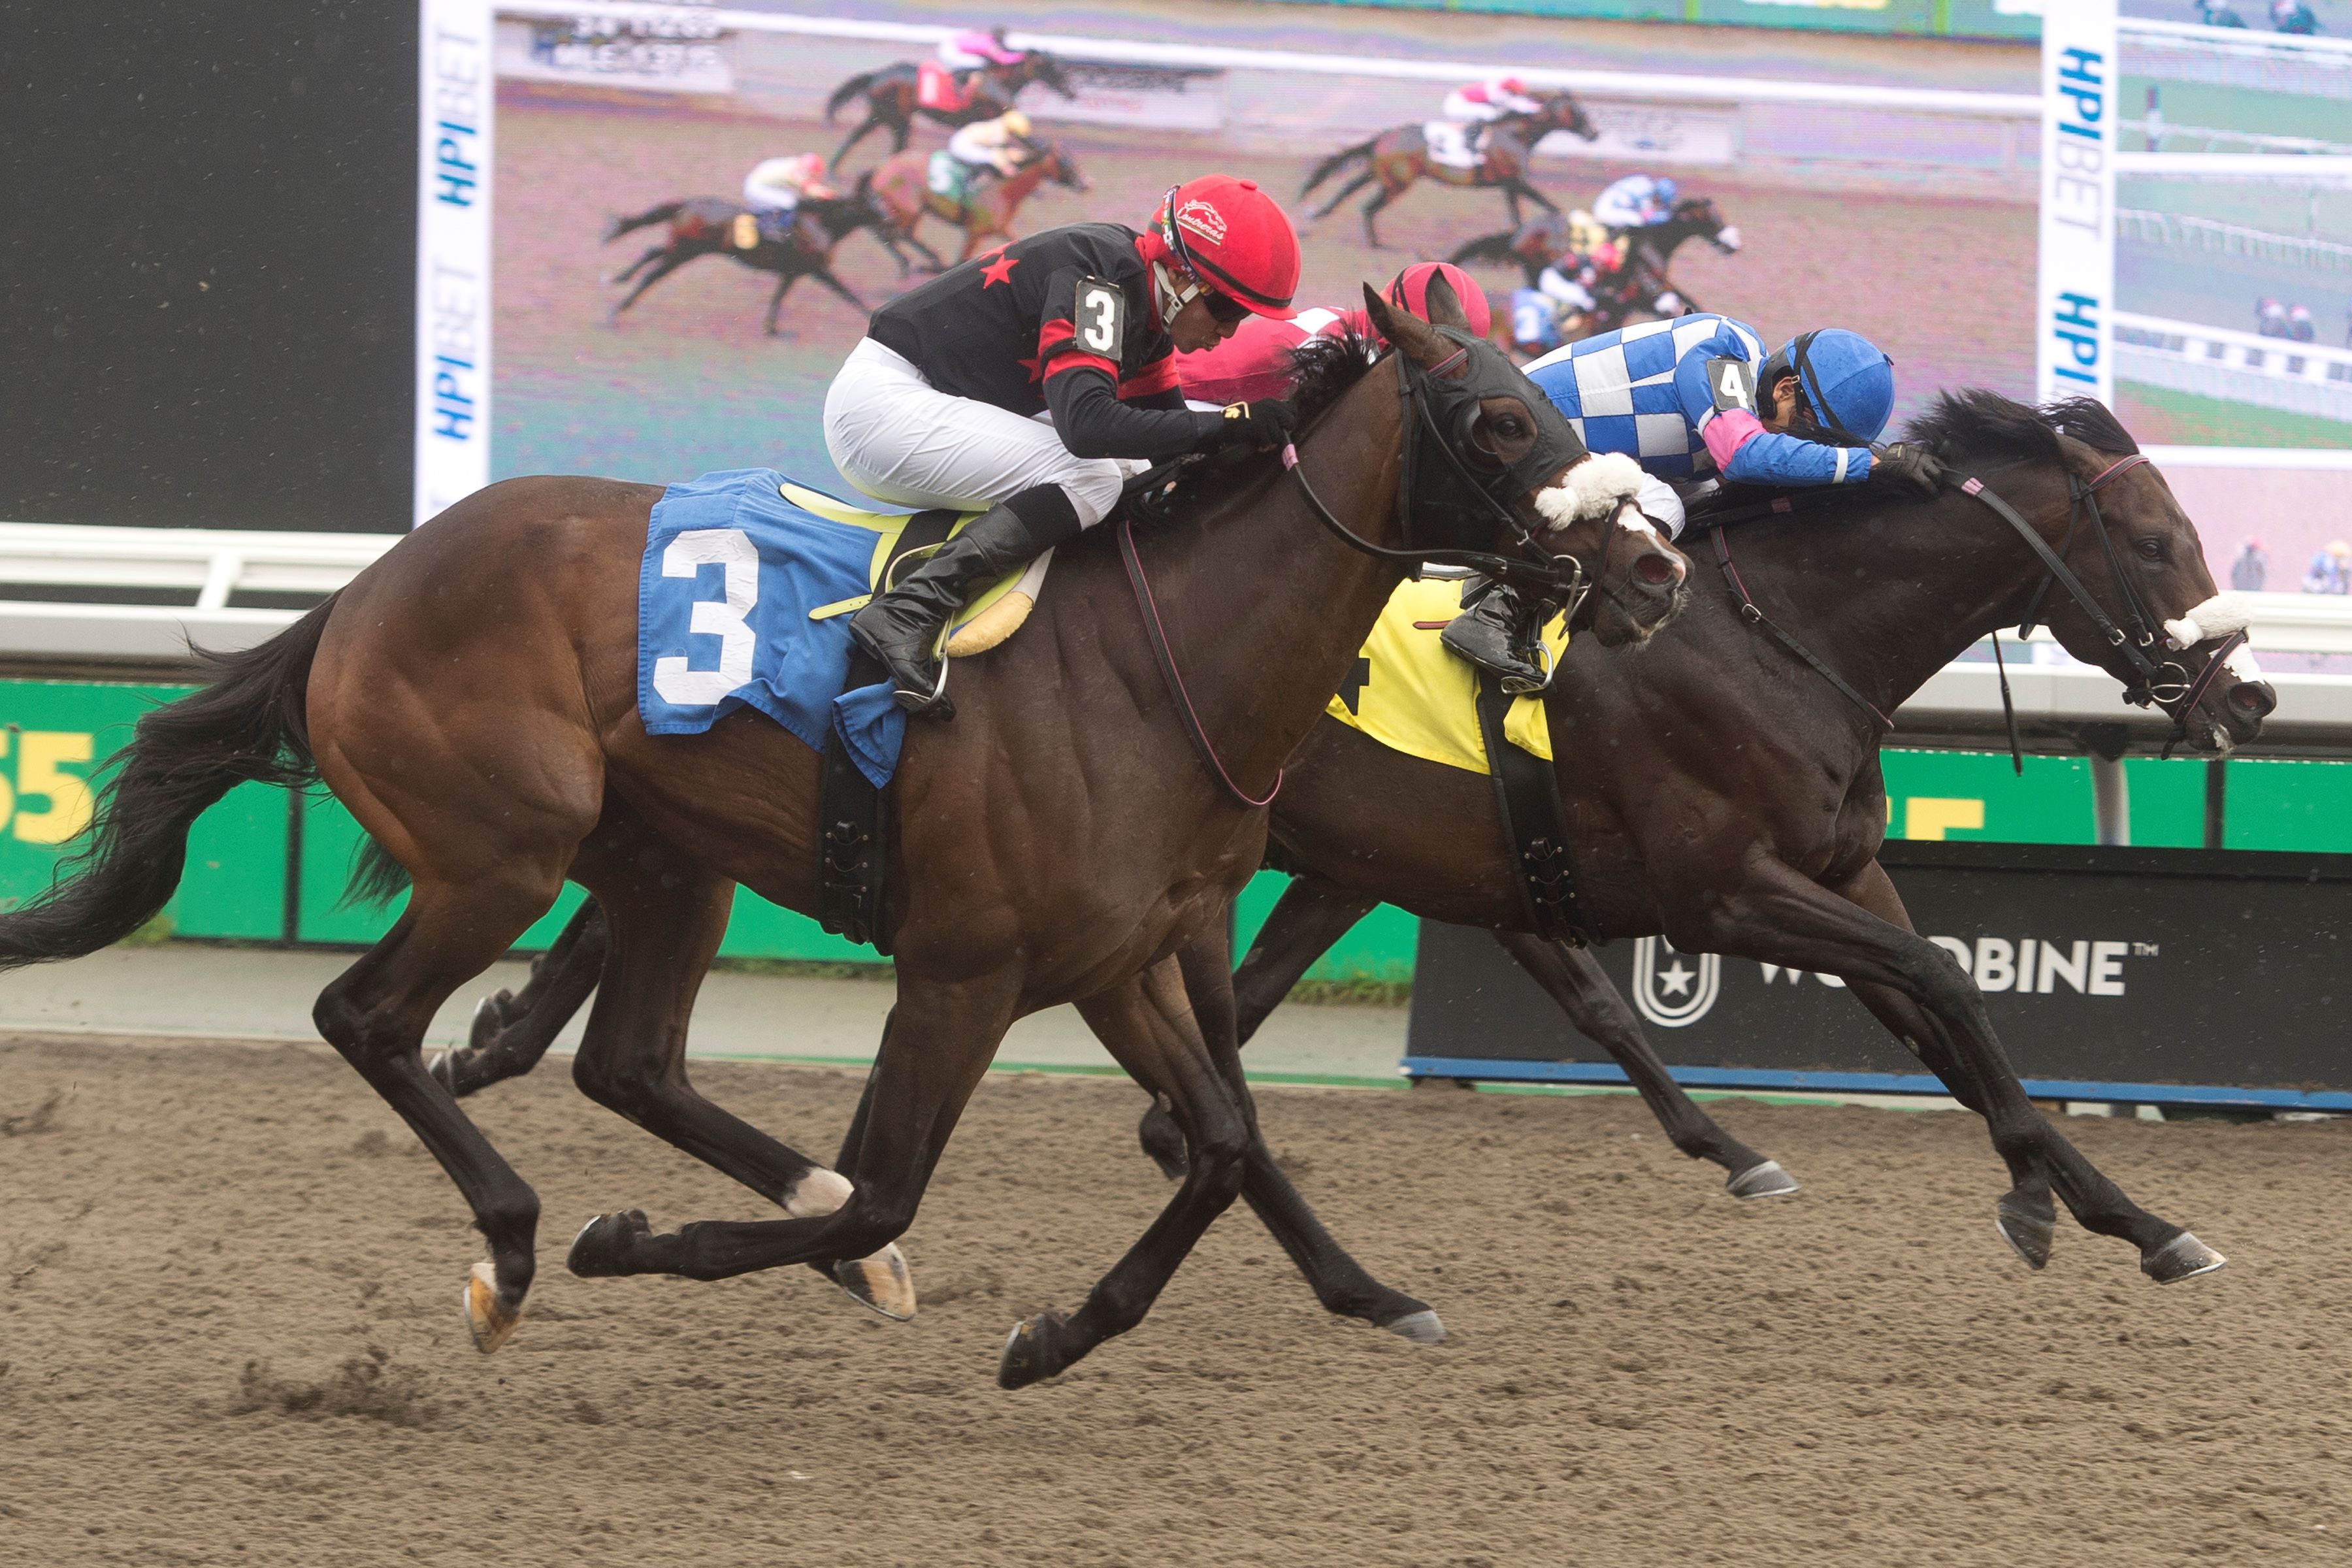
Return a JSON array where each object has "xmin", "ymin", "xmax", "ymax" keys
[
  {"xmin": 454, "ymin": 397, "xmax": 2279, "ymax": 1284},
  {"xmin": 868, "ymin": 141, "xmax": 1088, "ymax": 272},
  {"xmin": 0, "ymin": 286, "xmax": 1687, "ymax": 1384},
  {"xmin": 823, "ymin": 52, "xmax": 1074, "ymax": 173},
  {"xmin": 604, "ymin": 181, "xmax": 886, "ymax": 336},
  {"xmin": 1147, "ymin": 394, "xmax": 2269, "ymax": 1288},
  {"xmin": 1300, "ymin": 95, "xmax": 1598, "ymax": 249}
]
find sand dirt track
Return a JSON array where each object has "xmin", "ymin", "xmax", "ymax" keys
[{"xmin": 5, "ymin": 1034, "xmax": 2350, "ymax": 1566}]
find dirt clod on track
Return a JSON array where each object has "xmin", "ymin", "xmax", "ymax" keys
[{"xmin": 5, "ymin": 1035, "xmax": 2351, "ymax": 1566}]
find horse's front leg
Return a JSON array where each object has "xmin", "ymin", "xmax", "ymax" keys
[
  {"xmin": 830, "ymin": 114, "xmax": 881, "ymax": 174},
  {"xmin": 1492, "ymin": 930, "xmax": 1797, "ymax": 1198},
  {"xmin": 1830, "ymin": 859, "xmax": 2220, "ymax": 1282}
]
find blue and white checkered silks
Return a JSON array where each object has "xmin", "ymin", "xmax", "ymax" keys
[
  {"xmin": 638, "ymin": 468, "xmax": 907, "ymax": 788},
  {"xmin": 1522, "ymin": 314, "xmax": 1764, "ymax": 483}
]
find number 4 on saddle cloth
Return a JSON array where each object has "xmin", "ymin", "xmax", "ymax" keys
[
  {"xmin": 1328, "ymin": 577, "xmax": 1590, "ymax": 943},
  {"xmin": 637, "ymin": 466, "xmax": 1047, "ymax": 788}
]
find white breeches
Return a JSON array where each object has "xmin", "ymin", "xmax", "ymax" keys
[
  {"xmin": 823, "ymin": 338, "xmax": 1128, "ymax": 527},
  {"xmin": 741, "ymin": 180, "xmax": 799, "ymax": 214}
]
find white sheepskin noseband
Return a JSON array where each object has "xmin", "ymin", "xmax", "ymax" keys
[
  {"xmin": 1535, "ymin": 453, "xmax": 1646, "ymax": 528},
  {"xmin": 2163, "ymin": 592, "xmax": 2254, "ymax": 651}
]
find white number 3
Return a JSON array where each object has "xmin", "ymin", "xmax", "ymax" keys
[
  {"xmin": 1079, "ymin": 282, "xmax": 1120, "ymax": 354},
  {"xmin": 653, "ymin": 527, "xmax": 758, "ymax": 706}
]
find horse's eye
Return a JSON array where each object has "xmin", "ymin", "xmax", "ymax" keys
[{"xmin": 2134, "ymin": 536, "xmax": 2165, "ymax": 561}]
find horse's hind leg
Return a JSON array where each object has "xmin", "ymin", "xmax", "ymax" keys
[
  {"xmin": 1309, "ymin": 169, "xmax": 1377, "ymax": 225},
  {"xmin": 804, "ymin": 266, "xmax": 868, "ymax": 319},
  {"xmin": 434, "ymin": 898, "xmax": 608, "ymax": 1098},
  {"xmin": 610, "ymin": 249, "xmax": 698, "ymax": 320},
  {"xmin": 1360, "ymin": 185, "xmax": 1399, "ymax": 250},
  {"xmin": 1832, "ymin": 860, "xmax": 2217, "ymax": 1281},
  {"xmin": 612, "ymin": 244, "xmax": 667, "ymax": 285},
  {"xmin": 1135, "ymin": 874, "xmax": 1373, "ymax": 1179},
  {"xmin": 312, "ymin": 866, "xmax": 570, "ymax": 1354},
  {"xmin": 1493, "ymin": 931, "xmax": 1797, "ymax": 1198},
  {"xmin": 564, "ymin": 825, "xmax": 914, "ymax": 1318}
]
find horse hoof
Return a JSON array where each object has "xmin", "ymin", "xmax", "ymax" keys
[
  {"xmin": 2142, "ymin": 1231, "xmax": 2227, "ymax": 1284},
  {"xmin": 830, "ymin": 1245, "xmax": 917, "ymax": 1321},
  {"xmin": 997, "ymin": 1310, "xmax": 1069, "ymax": 1390},
  {"xmin": 566, "ymin": 1209, "xmax": 649, "ymax": 1278},
  {"xmin": 463, "ymin": 1260, "xmax": 522, "ymax": 1354},
  {"xmin": 427, "ymin": 1049, "xmax": 458, "ymax": 1092},
  {"xmin": 1725, "ymin": 1160, "xmax": 1801, "ymax": 1200},
  {"xmin": 1379, "ymin": 1308, "xmax": 1447, "ymax": 1346},
  {"xmin": 1995, "ymin": 1201, "xmax": 2055, "ymax": 1271}
]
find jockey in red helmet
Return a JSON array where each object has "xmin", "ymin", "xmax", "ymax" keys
[
  {"xmin": 1177, "ymin": 261, "xmax": 1492, "ymax": 406},
  {"xmin": 834, "ymin": 175, "xmax": 1302, "ymax": 715}
]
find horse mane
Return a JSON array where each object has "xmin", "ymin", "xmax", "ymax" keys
[
  {"xmin": 1288, "ymin": 330, "xmax": 1380, "ymax": 425},
  {"xmin": 1683, "ymin": 389, "xmax": 2141, "ymax": 529},
  {"xmin": 1903, "ymin": 389, "xmax": 2138, "ymax": 466}
]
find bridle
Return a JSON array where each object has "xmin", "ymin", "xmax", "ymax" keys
[
  {"xmin": 1119, "ymin": 333, "xmax": 1601, "ymax": 809},
  {"xmin": 1695, "ymin": 448, "xmax": 2249, "ymax": 758}
]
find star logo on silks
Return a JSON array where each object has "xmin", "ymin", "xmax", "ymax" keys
[
  {"xmin": 1656, "ymin": 960, "xmax": 1695, "ymax": 998},
  {"xmin": 978, "ymin": 251, "xmax": 1019, "ymax": 287},
  {"xmin": 1017, "ymin": 354, "xmax": 1043, "ymax": 383}
]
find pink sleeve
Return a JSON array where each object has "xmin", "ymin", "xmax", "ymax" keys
[
  {"xmin": 1175, "ymin": 319, "xmax": 1306, "ymax": 405},
  {"xmin": 1702, "ymin": 407, "xmax": 1766, "ymax": 470}
]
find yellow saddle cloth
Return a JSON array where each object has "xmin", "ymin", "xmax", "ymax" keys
[
  {"xmin": 1324, "ymin": 577, "xmax": 1567, "ymax": 774},
  {"xmin": 785, "ymin": 480, "xmax": 1046, "ymax": 658}
]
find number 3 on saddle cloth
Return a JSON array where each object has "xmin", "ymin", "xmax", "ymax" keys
[
  {"xmin": 635, "ymin": 468, "xmax": 1051, "ymax": 947},
  {"xmin": 1325, "ymin": 577, "xmax": 1591, "ymax": 943}
]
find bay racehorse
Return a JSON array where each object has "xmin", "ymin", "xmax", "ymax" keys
[
  {"xmin": 454, "ymin": 393, "xmax": 2276, "ymax": 1280},
  {"xmin": 604, "ymin": 181, "xmax": 885, "ymax": 336},
  {"xmin": 0, "ymin": 285, "xmax": 1688, "ymax": 1384},
  {"xmin": 1301, "ymin": 95, "xmax": 1598, "ymax": 249},
  {"xmin": 823, "ymin": 52, "xmax": 1074, "ymax": 174},
  {"xmin": 868, "ymin": 141, "xmax": 1088, "ymax": 272}
]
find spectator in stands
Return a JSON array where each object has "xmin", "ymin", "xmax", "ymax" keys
[
  {"xmin": 2257, "ymin": 297, "xmax": 2289, "ymax": 337},
  {"xmin": 2231, "ymin": 537, "xmax": 2269, "ymax": 593},
  {"xmin": 2304, "ymin": 540, "xmax": 2351, "ymax": 595},
  {"xmin": 2196, "ymin": 0, "xmax": 2248, "ymax": 26},
  {"xmin": 2288, "ymin": 303, "xmax": 2317, "ymax": 343}
]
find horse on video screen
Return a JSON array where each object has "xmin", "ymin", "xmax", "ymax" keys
[
  {"xmin": 457, "ymin": 395, "xmax": 2272, "ymax": 1307},
  {"xmin": 602, "ymin": 179, "xmax": 886, "ymax": 336},
  {"xmin": 1454, "ymin": 195, "xmax": 1743, "ymax": 340},
  {"xmin": 868, "ymin": 141, "xmax": 1088, "ymax": 272},
  {"xmin": 0, "ymin": 283, "xmax": 1688, "ymax": 1385},
  {"xmin": 1301, "ymin": 94, "xmax": 1598, "ymax": 248},
  {"xmin": 824, "ymin": 51, "xmax": 1074, "ymax": 173}
]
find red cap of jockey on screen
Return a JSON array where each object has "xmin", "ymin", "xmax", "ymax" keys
[
  {"xmin": 1387, "ymin": 262, "xmax": 1491, "ymax": 338},
  {"xmin": 1155, "ymin": 176, "xmax": 1301, "ymax": 320}
]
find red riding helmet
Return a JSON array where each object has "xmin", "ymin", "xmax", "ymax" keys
[
  {"xmin": 1157, "ymin": 175, "xmax": 1301, "ymax": 320},
  {"xmin": 1387, "ymin": 261, "xmax": 1492, "ymax": 338}
]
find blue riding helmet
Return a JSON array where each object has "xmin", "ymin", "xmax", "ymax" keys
[
  {"xmin": 1652, "ymin": 176, "xmax": 1678, "ymax": 208},
  {"xmin": 1761, "ymin": 329, "xmax": 1895, "ymax": 443}
]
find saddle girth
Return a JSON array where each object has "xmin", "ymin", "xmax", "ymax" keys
[
  {"xmin": 816, "ymin": 646, "xmax": 894, "ymax": 955},
  {"xmin": 1470, "ymin": 672, "xmax": 1588, "ymax": 947}
]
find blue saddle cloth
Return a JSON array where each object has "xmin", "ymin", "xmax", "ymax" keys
[{"xmin": 636, "ymin": 468, "xmax": 906, "ymax": 787}]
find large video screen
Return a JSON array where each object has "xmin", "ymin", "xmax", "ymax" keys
[{"xmin": 419, "ymin": 0, "xmax": 2345, "ymax": 585}]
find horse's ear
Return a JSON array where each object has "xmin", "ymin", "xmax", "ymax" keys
[
  {"xmin": 1363, "ymin": 281, "xmax": 1445, "ymax": 367},
  {"xmin": 1421, "ymin": 270, "xmax": 1469, "ymax": 331}
]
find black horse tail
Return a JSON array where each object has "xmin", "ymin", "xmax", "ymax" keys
[
  {"xmin": 0, "ymin": 600, "xmax": 334, "ymax": 972},
  {"xmin": 1301, "ymin": 137, "xmax": 1376, "ymax": 198},
  {"xmin": 604, "ymin": 201, "xmax": 685, "ymax": 243},
  {"xmin": 826, "ymin": 69, "xmax": 879, "ymax": 123},
  {"xmin": 1448, "ymin": 232, "xmax": 1520, "ymax": 268}
]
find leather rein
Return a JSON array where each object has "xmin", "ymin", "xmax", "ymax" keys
[
  {"xmin": 1119, "ymin": 344, "xmax": 1593, "ymax": 810},
  {"xmin": 1693, "ymin": 451, "xmax": 2244, "ymax": 757}
]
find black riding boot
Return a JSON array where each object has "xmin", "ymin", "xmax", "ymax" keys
[
  {"xmin": 1441, "ymin": 578, "xmax": 1553, "ymax": 694},
  {"xmin": 847, "ymin": 484, "xmax": 1082, "ymax": 720}
]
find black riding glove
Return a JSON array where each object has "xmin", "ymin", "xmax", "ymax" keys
[
  {"xmin": 1870, "ymin": 442, "xmax": 1944, "ymax": 497},
  {"xmin": 1200, "ymin": 399, "xmax": 1298, "ymax": 453}
]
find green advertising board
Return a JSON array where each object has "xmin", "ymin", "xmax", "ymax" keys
[{"xmin": 1, "ymin": 679, "xmax": 2345, "ymax": 981}]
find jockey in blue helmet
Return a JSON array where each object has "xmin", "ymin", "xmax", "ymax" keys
[{"xmin": 1446, "ymin": 312, "xmax": 1942, "ymax": 687}]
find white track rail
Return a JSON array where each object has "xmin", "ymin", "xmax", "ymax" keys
[
  {"xmin": 492, "ymin": 0, "xmax": 2042, "ymax": 118},
  {"xmin": 2112, "ymin": 309, "xmax": 2352, "ymax": 423}
]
